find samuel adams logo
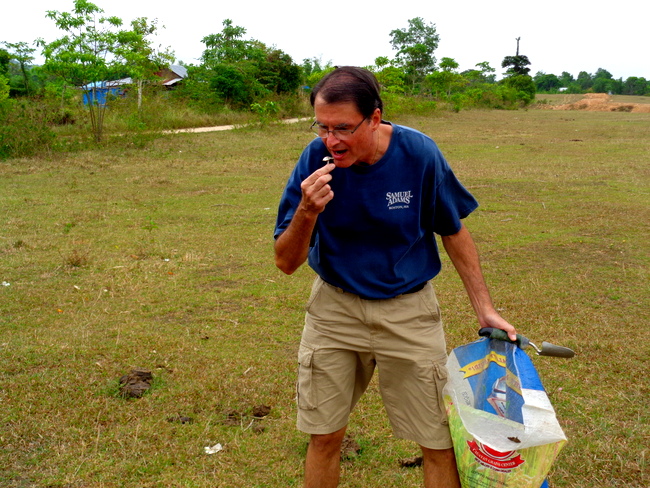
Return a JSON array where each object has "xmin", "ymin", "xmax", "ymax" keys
[
  {"xmin": 467, "ymin": 440, "xmax": 525, "ymax": 472},
  {"xmin": 386, "ymin": 191, "xmax": 412, "ymax": 209}
]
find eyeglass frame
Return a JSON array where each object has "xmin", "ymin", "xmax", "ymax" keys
[{"xmin": 310, "ymin": 117, "xmax": 368, "ymax": 140}]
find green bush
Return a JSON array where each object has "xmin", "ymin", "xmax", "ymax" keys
[
  {"xmin": 0, "ymin": 99, "xmax": 57, "ymax": 159},
  {"xmin": 500, "ymin": 75, "xmax": 536, "ymax": 105}
]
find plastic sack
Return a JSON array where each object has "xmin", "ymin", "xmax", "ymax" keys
[{"xmin": 443, "ymin": 336, "xmax": 567, "ymax": 488}]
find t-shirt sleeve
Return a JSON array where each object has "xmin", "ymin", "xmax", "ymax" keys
[
  {"xmin": 274, "ymin": 169, "xmax": 301, "ymax": 239},
  {"xmin": 432, "ymin": 167, "xmax": 479, "ymax": 236},
  {"xmin": 274, "ymin": 139, "xmax": 325, "ymax": 239}
]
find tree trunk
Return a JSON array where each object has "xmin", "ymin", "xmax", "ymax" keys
[{"xmin": 137, "ymin": 79, "xmax": 143, "ymax": 112}]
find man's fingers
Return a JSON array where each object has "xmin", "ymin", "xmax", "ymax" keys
[
  {"xmin": 299, "ymin": 162, "xmax": 336, "ymax": 213},
  {"xmin": 320, "ymin": 161, "xmax": 336, "ymax": 174},
  {"xmin": 302, "ymin": 163, "xmax": 335, "ymax": 191}
]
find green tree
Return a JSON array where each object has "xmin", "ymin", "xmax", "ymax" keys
[
  {"xmin": 39, "ymin": 1, "xmax": 165, "ymax": 139},
  {"xmin": 0, "ymin": 48, "xmax": 10, "ymax": 76},
  {"xmin": 502, "ymin": 37, "xmax": 531, "ymax": 77},
  {"xmin": 117, "ymin": 17, "xmax": 175, "ymax": 111},
  {"xmin": 39, "ymin": 0, "xmax": 148, "ymax": 142},
  {"xmin": 196, "ymin": 20, "xmax": 301, "ymax": 109},
  {"xmin": 301, "ymin": 57, "xmax": 323, "ymax": 83},
  {"xmin": 502, "ymin": 55, "xmax": 531, "ymax": 76},
  {"xmin": 591, "ymin": 68, "xmax": 618, "ymax": 94},
  {"xmin": 559, "ymin": 71, "xmax": 574, "ymax": 88},
  {"xmin": 500, "ymin": 38, "xmax": 534, "ymax": 104},
  {"xmin": 462, "ymin": 62, "xmax": 496, "ymax": 85},
  {"xmin": 623, "ymin": 77, "xmax": 649, "ymax": 96},
  {"xmin": 257, "ymin": 49, "xmax": 301, "ymax": 94},
  {"xmin": 2, "ymin": 41, "xmax": 36, "ymax": 95},
  {"xmin": 201, "ymin": 19, "xmax": 262, "ymax": 66},
  {"xmin": 389, "ymin": 17, "xmax": 440, "ymax": 90},
  {"xmin": 475, "ymin": 61, "xmax": 496, "ymax": 83},
  {"xmin": 575, "ymin": 71, "xmax": 593, "ymax": 91},
  {"xmin": 500, "ymin": 74, "xmax": 536, "ymax": 105},
  {"xmin": 594, "ymin": 68, "xmax": 613, "ymax": 80},
  {"xmin": 372, "ymin": 58, "xmax": 406, "ymax": 94},
  {"xmin": 534, "ymin": 71, "xmax": 561, "ymax": 92},
  {"xmin": 425, "ymin": 57, "xmax": 466, "ymax": 98},
  {"xmin": 0, "ymin": 74, "xmax": 9, "ymax": 104}
]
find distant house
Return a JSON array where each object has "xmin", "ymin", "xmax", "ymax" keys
[
  {"xmin": 156, "ymin": 65, "xmax": 188, "ymax": 89},
  {"xmin": 81, "ymin": 65, "xmax": 187, "ymax": 105}
]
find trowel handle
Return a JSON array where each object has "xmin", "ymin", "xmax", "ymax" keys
[{"xmin": 478, "ymin": 327, "xmax": 530, "ymax": 349}]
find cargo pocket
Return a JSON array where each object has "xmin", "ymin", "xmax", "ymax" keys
[
  {"xmin": 297, "ymin": 344, "xmax": 317, "ymax": 410},
  {"xmin": 433, "ymin": 361, "xmax": 449, "ymax": 425}
]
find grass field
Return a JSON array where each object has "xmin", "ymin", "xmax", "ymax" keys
[{"xmin": 1, "ymin": 107, "xmax": 649, "ymax": 487}]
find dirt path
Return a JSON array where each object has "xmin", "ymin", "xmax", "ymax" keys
[{"xmin": 163, "ymin": 117, "xmax": 310, "ymax": 134}]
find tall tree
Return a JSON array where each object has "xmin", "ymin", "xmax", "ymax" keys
[
  {"xmin": 575, "ymin": 71, "xmax": 593, "ymax": 91},
  {"xmin": 559, "ymin": 71, "xmax": 574, "ymax": 87},
  {"xmin": 39, "ymin": 0, "xmax": 162, "ymax": 142},
  {"xmin": 40, "ymin": 0, "xmax": 124, "ymax": 142},
  {"xmin": 534, "ymin": 71, "xmax": 561, "ymax": 92},
  {"xmin": 502, "ymin": 37, "xmax": 530, "ymax": 76},
  {"xmin": 201, "ymin": 19, "xmax": 261, "ymax": 66},
  {"xmin": 116, "ymin": 17, "xmax": 175, "ymax": 111},
  {"xmin": 389, "ymin": 17, "xmax": 440, "ymax": 90},
  {"xmin": 195, "ymin": 19, "xmax": 301, "ymax": 108},
  {"xmin": 425, "ymin": 57, "xmax": 465, "ymax": 98},
  {"xmin": 2, "ymin": 41, "xmax": 36, "ymax": 95},
  {"xmin": 501, "ymin": 54, "xmax": 531, "ymax": 76},
  {"xmin": 0, "ymin": 48, "xmax": 10, "ymax": 76}
]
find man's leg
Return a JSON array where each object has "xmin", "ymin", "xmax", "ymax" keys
[
  {"xmin": 421, "ymin": 446, "xmax": 461, "ymax": 488},
  {"xmin": 304, "ymin": 426, "xmax": 347, "ymax": 488}
]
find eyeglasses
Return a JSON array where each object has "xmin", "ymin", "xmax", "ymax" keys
[{"xmin": 310, "ymin": 117, "xmax": 368, "ymax": 140}]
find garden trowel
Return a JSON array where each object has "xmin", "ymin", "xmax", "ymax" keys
[{"xmin": 478, "ymin": 327, "xmax": 575, "ymax": 358}]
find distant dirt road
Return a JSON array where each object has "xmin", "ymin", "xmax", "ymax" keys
[{"xmin": 163, "ymin": 117, "xmax": 310, "ymax": 134}]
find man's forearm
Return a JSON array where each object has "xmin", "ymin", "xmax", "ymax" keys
[
  {"xmin": 441, "ymin": 224, "xmax": 517, "ymax": 339},
  {"xmin": 274, "ymin": 207, "xmax": 318, "ymax": 275},
  {"xmin": 441, "ymin": 224, "xmax": 496, "ymax": 322}
]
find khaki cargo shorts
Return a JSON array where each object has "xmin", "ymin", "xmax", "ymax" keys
[{"xmin": 297, "ymin": 276, "xmax": 452, "ymax": 450}]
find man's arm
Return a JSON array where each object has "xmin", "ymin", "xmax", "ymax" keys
[
  {"xmin": 441, "ymin": 223, "xmax": 517, "ymax": 340},
  {"xmin": 274, "ymin": 162, "xmax": 336, "ymax": 275}
]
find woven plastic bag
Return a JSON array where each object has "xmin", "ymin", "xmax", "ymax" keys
[{"xmin": 443, "ymin": 336, "xmax": 567, "ymax": 488}]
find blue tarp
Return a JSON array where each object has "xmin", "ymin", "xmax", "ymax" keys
[{"xmin": 81, "ymin": 79, "xmax": 130, "ymax": 106}]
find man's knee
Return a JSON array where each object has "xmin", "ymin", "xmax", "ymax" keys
[
  {"xmin": 421, "ymin": 446, "xmax": 456, "ymax": 465},
  {"xmin": 309, "ymin": 427, "xmax": 347, "ymax": 455}
]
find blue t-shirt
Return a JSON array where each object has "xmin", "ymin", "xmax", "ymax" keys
[{"xmin": 275, "ymin": 123, "xmax": 478, "ymax": 299}]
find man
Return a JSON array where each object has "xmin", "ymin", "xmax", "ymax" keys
[{"xmin": 274, "ymin": 66, "xmax": 517, "ymax": 488}]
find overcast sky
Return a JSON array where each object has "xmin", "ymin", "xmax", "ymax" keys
[{"xmin": 2, "ymin": 0, "xmax": 648, "ymax": 81}]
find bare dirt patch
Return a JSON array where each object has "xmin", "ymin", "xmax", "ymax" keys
[{"xmin": 546, "ymin": 93, "xmax": 650, "ymax": 113}]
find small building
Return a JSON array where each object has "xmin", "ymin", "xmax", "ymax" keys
[
  {"xmin": 156, "ymin": 65, "xmax": 188, "ymax": 89},
  {"xmin": 81, "ymin": 65, "xmax": 187, "ymax": 105},
  {"xmin": 81, "ymin": 78, "xmax": 131, "ymax": 106}
]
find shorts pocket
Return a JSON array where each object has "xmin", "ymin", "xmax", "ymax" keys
[
  {"xmin": 418, "ymin": 284, "xmax": 441, "ymax": 322},
  {"xmin": 297, "ymin": 344, "xmax": 317, "ymax": 410},
  {"xmin": 433, "ymin": 361, "xmax": 449, "ymax": 425},
  {"xmin": 304, "ymin": 277, "xmax": 325, "ymax": 313}
]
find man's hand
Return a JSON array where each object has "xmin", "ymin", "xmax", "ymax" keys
[
  {"xmin": 478, "ymin": 311, "xmax": 518, "ymax": 342},
  {"xmin": 299, "ymin": 162, "xmax": 336, "ymax": 214},
  {"xmin": 274, "ymin": 162, "xmax": 336, "ymax": 275}
]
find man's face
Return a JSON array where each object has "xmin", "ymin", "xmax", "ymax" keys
[{"xmin": 313, "ymin": 96, "xmax": 379, "ymax": 168}]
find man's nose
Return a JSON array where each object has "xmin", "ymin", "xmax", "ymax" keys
[{"xmin": 325, "ymin": 131, "xmax": 342, "ymax": 144}]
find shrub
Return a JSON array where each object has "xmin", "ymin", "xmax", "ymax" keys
[{"xmin": 0, "ymin": 99, "xmax": 56, "ymax": 159}]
